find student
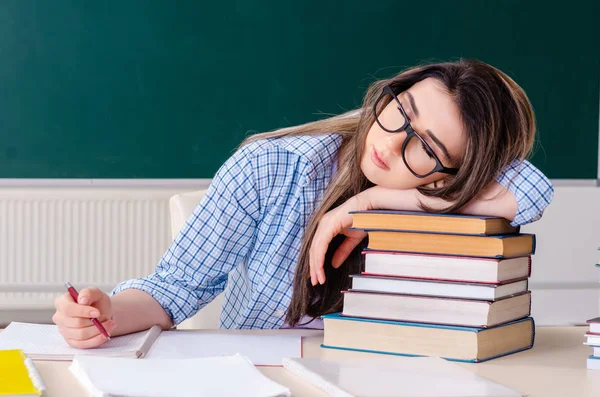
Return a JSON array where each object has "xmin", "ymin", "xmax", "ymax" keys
[{"xmin": 53, "ymin": 59, "xmax": 553, "ymax": 348}]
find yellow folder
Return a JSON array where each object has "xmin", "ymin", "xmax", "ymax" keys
[{"xmin": 0, "ymin": 350, "xmax": 44, "ymax": 396}]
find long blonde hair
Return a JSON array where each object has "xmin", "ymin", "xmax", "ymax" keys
[{"xmin": 242, "ymin": 59, "xmax": 536, "ymax": 326}]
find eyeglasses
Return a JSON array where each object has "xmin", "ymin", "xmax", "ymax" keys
[{"xmin": 373, "ymin": 85, "xmax": 459, "ymax": 178}]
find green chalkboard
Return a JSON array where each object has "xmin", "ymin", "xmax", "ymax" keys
[{"xmin": 0, "ymin": 0, "xmax": 598, "ymax": 178}]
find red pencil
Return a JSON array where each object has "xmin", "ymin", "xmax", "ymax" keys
[{"xmin": 64, "ymin": 281, "xmax": 111, "ymax": 340}]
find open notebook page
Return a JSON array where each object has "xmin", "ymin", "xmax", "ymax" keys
[
  {"xmin": 146, "ymin": 332, "xmax": 302, "ymax": 365},
  {"xmin": 283, "ymin": 356, "xmax": 523, "ymax": 397},
  {"xmin": 0, "ymin": 322, "xmax": 161, "ymax": 360},
  {"xmin": 70, "ymin": 354, "xmax": 291, "ymax": 397}
]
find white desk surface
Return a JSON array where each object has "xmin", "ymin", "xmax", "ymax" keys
[{"xmin": 26, "ymin": 326, "xmax": 600, "ymax": 397}]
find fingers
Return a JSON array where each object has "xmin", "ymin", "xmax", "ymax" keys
[
  {"xmin": 310, "ymin": 223, "xmax": 333, "ymax": 286},
  {"xmin": 310, "ymin": 213, "xmax": 342, "ymax": 285},
  {"xmin": 77, "ymin": 287, "xmax": 105, "ymax": 306},
  {"xmin": 53, "ymin": 311, "xmax": 111, "ymax": 328},
  {"xmin": 58, "ymin": 319, "xmax": 116, "ymax": 341},
  {"xmin": 53, "ymin": 312, "xmax": 90, "ymax": 328},
  {"xmin": 65, "ymin": 335, "xmax": 107, "ymax": 349},
  {"xmin": 331, "ymin": 235, "xmax": 363, "ymax": 268},
  {"xmin": 309, "ymin": 196, "xmax": 364, "ymax": 285},
  {"xmin": 309, "ymin": 255, "xmax": 317, "ymax": 287},
  {"xmin": 53, "ymin": 288, "xmax": 115, "ymax": 349},
  {"xmin": 54, "ymin": 293, "xmax": 100, "ymax": 319},
  {"xmin": 64, "ymin": 322, "xmax": 115, "ymax": 349}
]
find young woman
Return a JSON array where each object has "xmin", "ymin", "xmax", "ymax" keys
[{"xmin": 53, "ymin": 59, "xmax": 553, "ymax": 348}]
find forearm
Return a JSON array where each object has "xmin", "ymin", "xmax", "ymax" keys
[
  {"xmin": 363, "ymin": 182, "xmax": 518, "ymax": 221},
  {"xmin": 110, "ymin": 289, "xmax": 173, "ymax": 336}
]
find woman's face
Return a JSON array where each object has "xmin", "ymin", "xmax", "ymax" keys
[{"xmin": 361, "ymin": 78, "xmax": 467, "ymax": 189}]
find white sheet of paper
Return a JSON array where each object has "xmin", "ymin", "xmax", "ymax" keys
[
  {"xmin": 0, "ymin": 322, "xmax": 151, "ymax": 358},
  {"xmin": 146, "ymin": 332, "xmax": 302, "ymax": 365},
  {"xmin": 70, "ymin": 354, "xmax": 291, "ymax": 397}
]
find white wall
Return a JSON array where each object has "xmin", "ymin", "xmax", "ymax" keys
[
  {"xmin": 0, "ymin": 180, "xmax": 210, "ymax": 326},
  {"xmin": 0, "ymin": 180, "xmax": 598, "ymax": 326},
  {"xmin": 522, "ymin": 182, "xmax": 600, "ymax": 325}
]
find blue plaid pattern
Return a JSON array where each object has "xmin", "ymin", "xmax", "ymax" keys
[
  {"xmin": 112, "ymin": 134, "xmax": 553, "ymax": 329},
  {"xmin": 497, "ymin": 159, "xmax": 554, "ymax": 226}
]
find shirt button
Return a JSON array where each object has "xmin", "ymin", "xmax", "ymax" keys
[{"xmin": 276, "ymin": 310, "xmax": 285, "ymax": 316}]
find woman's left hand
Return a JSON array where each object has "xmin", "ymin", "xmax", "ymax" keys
[{"xmin": 309, "ymin": 192, "xmax": 372, "ymax": 286}]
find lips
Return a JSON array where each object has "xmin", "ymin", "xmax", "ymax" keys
[{"xmin": 371, "ymin": 147, "xmax": 389, "ymax": 170}]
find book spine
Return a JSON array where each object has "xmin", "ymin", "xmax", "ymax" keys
[
  {"xmin": 320, "ymin": 343, "xmax": 533, "ymax": 364},
  {"xmin": 24, "ymin": 356, "xmax": 46, "ymax": 394},
  {"xmin": 472, "ymin": 343, "xmax": 534, "ymax": 363},
  {"xmin": 137, "ymin": 325, "xmax": 163, "ymax": 358},
  {"xmin": 363, "ymin": 247, "xmax": 507, "ymax": 259},
  {"xmin": 475, "ymin": 318, "xmax": 535, "ymax": 362}
]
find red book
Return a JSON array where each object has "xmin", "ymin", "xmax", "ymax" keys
[{"xmin": 588, "ymin": 317, "xmax": 600, "ymax": 335}]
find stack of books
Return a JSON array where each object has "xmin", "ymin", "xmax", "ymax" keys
[
  {"xmin": 585, "ymin": 252, "xmax": 600, "ymax": 369},
  {"xmin": 586, "ymin": 317, "xmax": 600, "ymax": 369},
  {"xmin": 322, "ymin": 210, "xmax": 536, "ymax": 363}
]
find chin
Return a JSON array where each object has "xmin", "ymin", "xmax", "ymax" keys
[
  {"xmin": 363, "ymin": 168, "xmax": 391, "ymax": 188},
  {"xmin": 363, "ymin": 170, "xmax": 417, "ymax": 190}
]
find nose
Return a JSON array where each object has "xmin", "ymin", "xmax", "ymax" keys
[{"xmin": 385, "ymin": 132, "xmax": 406, "ymax": 157}]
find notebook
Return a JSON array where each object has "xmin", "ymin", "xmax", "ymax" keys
[
  {"xmin": 0, "ymin": 350, "xmax": 46, "ymax": 396},
  {"xmin": 147, "ymin": 331, "xmax": 302, "ymax": 366},
  {"xmin": 70, "ymin": 354, "xmax": 291, "ymax": 397},
  {"xmin": 0, "ymin": 322, "xmax": 161, "ymax": 360},
  {"xmin": 283, "ymin": 356, "xmax": 523, "ymax": 397},
  {"xmin": 0, "ymin": 322, "xmax": 302, "ymax": 365}
]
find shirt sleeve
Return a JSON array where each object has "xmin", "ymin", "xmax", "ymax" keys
[
  {"xmin": 495, "ymin": 159, "xmax": 554, "ymax": 227},
  {"xmin": 112, "ymin": 144, "xmax": 261, "ymax": 326}
]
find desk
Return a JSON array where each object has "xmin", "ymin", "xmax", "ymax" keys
[{"xmin": 32, "ymin": 327, "xmax": 600, "ymax": 397}]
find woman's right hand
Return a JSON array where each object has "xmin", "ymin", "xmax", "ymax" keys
[{"xmin": 53, "ymin": 287, "xmax": 117, "ymax": 349}]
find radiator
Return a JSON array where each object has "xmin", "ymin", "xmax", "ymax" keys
[{"xmin": 0, "ymin": 185, "xmax": 201, "ymax": 317}]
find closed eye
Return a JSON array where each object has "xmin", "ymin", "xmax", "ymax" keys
[{"xmin": 421, "ymin": 143, "xmax": 435, "ymax": 159}]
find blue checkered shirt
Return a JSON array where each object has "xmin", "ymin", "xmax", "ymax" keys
[{"xmin": 112, "ymin": 134, "xmax": 554, "ymax": 328}]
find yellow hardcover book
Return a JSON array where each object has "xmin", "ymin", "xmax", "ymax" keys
[
  {"xmin": 366, "ymin": 231, "xmax": 535, "ymax": 258},
  {"xmin": 0, "ymin": 350, "xmax": 45, "ymax": 396},
  {"xmin": 350, "ymin": 210, "xmax": 518, "ymax": 235}
]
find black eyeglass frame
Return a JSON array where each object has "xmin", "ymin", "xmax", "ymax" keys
[{"xmin": 373, "ymin": 85, "xmax": 459, "ymax": 178}]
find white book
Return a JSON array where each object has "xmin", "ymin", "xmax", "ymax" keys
[
  {"xmin": 587, "ymin": 317, "xmax": 600, "ymax": 334},
  {"xmin": 584, "ymin": 334, "xmax": 600, "ymax": 347},
  {"xmin": 283, "ymin": 357, "xmax": 523, "ymax": 397},
  {"xmin": 342, "ymin": 290, "xmax": 531, "ymax": 328},
  {"xmin": 363, "ymin": 252, "xmax": 530, "ymax": 283},
  {"xmin": 70, "ymin": 354, "xmax": 290, "ymax": 397},
  {"xmin": 587, "ymin": 356, "xmax": 600, "ymax": 370},
  {"xmin": 351, "ymin": 274, "xmax": 528, "ymax": 300}
]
